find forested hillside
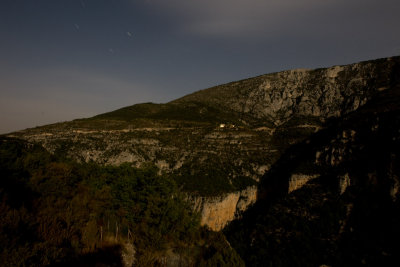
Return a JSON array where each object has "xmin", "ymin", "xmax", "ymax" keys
[{"xmin": 0, "ymin": 137, "xmax": 243, "ymax": 266}]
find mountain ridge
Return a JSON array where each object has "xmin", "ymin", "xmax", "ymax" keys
[
  {"xmin": 5, "ymin": 55, "xmax": 400, "ymax": 231},
  {"xmin": 84, "ymin": 56, "xmax": 399, "ymax": 130}
]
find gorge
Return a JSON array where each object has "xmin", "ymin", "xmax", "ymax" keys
[{"xmin": 2, "ymin": 56, "xmax": 400, "ymax": 266}]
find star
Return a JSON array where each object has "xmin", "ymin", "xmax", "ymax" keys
[
  {"xmin": 126, "ymin": 31, "xmax": 133, "ymax": 37},
  {"xmin": 74, "ymin": 24, "xmax": 80, "ymax": 31}
]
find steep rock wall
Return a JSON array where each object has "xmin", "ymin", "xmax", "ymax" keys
[
  {"xmin": 191, "ymin": 186, "xmax": 257, "ymax": 231},
  {"xmin": 175, "ymin": 57, "xmax": 399, "ymax": 124}
]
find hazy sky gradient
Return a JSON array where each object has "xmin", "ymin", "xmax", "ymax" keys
[{"xmin": 1, "ymin": 0, "xmax": 399, "ymax": 133}]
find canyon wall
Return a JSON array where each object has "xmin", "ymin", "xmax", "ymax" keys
[{"xmin": 191, "ymin": 186, "xmax": 257, "ymax": 231}]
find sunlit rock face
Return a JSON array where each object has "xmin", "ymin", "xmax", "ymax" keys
[{"xmin": 191, "ymin": 186, "xmax": 257, "ymax": 231}]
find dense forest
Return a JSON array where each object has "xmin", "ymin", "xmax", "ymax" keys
[{"xmin": 0, "ymin": 137, "xmax": 244, "ymax": 266}]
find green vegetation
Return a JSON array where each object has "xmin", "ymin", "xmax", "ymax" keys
[
  {"xmin": 0, "ymin": 137, "xmax": 244, "ymax": 266},
  {"xmin": 93, "ymin": 101, "xmax": 245, "ymax": 126},
  {"xmin": 171, "ymin": 151, "xmax": 258, "ymax": 196}
]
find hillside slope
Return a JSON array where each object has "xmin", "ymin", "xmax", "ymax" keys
[{"xmin": 7, "ymin": 56, "xmax": 400, "ymax": 231}]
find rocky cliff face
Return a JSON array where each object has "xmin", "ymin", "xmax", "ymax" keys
[
  {"xmin": 225, "ymin": 82, "xmax": 400, "ymax": 266},
  {"xmin": 191, "ymin": 186, "xmax": 257, "ymax": 231},
  {"xmin": 173, "ymin": 57, "xmax": 399, "ymax": 123}
]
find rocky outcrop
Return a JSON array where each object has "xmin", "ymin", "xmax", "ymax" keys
[
  {"xmin": 175, "ymin": 57, "xmax": 399, "ymax": 124},
  {"xmin": 224, "ymin": 80, "xmax": 400, "ymax": 266},
  {"xmin": 191, "ymin": 186, "xmax": 257, "ymax": 231},
  {"xmin": 288, "ymin": 174, "xmax": 319, "ymax": 193},
  {"xmin": 339, "ymin": 173, "xmax": 351, "ymax": 195}
]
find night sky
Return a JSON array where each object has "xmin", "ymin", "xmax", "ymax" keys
[{"xmin": 1, "ymin": 0, "xmax": 399, "ymax": 134}]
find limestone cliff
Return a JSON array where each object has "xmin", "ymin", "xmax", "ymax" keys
[
  {"xmin": 225, "ymin": 81, "xmax": 400, "ymax": 266},
  {"xmin": 191, "ymin": 186, "xmax": 257, "ymax": 231},
  {"xmin": 173, "ymin": 57, "xmax": 399, "ymax": 123}
]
